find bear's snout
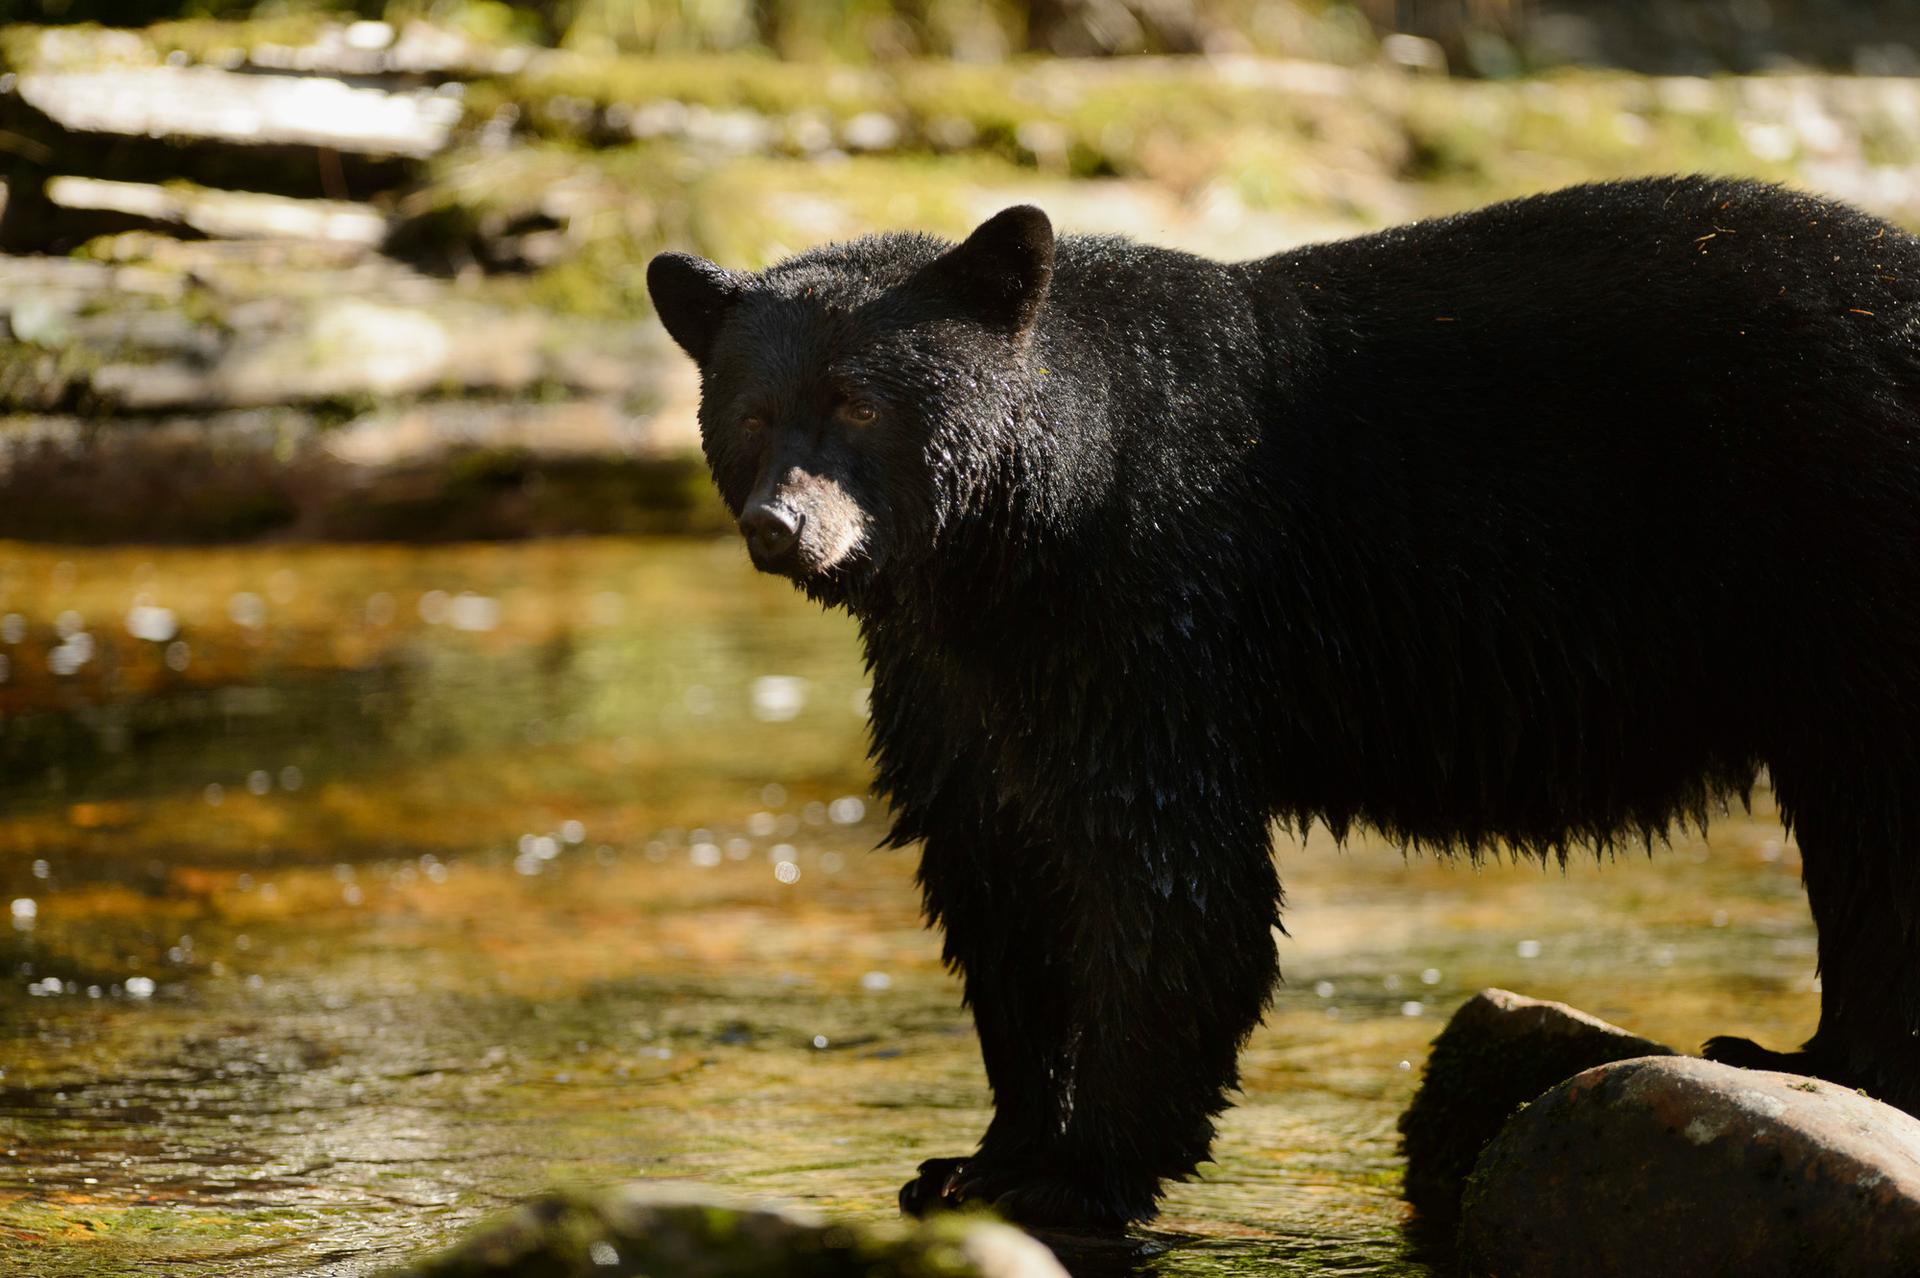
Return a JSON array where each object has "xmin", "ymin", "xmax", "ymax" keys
[{"xmin": 742, "ymin": 504, "xmax": 803, "ymax": 566}]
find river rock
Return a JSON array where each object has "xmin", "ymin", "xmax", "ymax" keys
[
  {"xmin": 0, "ymin": 66, "xmax": 448, "ymax": 241},
  {"xmin": 1460, "ymin": 1055, "xmax": 1920, "ymax": 1277},
  {"xmin": 12, "ymin": 66, "xmax": 459, "ymax": 158},
  {"xmin": 0, "ymin": 242, "xmax": 653, "ymax": 413},
  {"xmin": 383, "ymin": 1183, "xmax": 1068, "ymax": 1278},
  {"xmin": 42, "ymin": 176, "xmax": 386, "ymax": 247},
  {"xmin": 1399, "ymin": 988, "xmax": 1674, "ymax": 1222}
]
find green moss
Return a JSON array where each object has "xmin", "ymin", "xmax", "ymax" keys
[
  {"xmin": 383, "ymin": 1188, "xmax": 1032, "ymax": 1278},
  {"xmin": 485, "ymin": 52, "xmax": 894, "ymax": 124},
  {"xmin": 0, "ymin": 338, "xmax": 95, "ymax": 413}
]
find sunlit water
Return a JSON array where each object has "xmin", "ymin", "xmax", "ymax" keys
[{"xmin": 0, "ymin": 538, "xmax": 1820, "ymax": 1276}]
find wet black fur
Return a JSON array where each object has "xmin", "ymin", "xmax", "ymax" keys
[{"xmin": 648, "ymin": 176, "xmax": 1920, "ymax": 1231}]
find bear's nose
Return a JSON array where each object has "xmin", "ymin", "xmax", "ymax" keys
[{"xmin": 742, "ymin": 505, "xmax": 802, "ymax": 562}]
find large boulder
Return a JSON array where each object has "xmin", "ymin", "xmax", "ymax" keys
[
  {"xmin": 1400, "ymin": 988, "xmax": 1675, "ymax": 1222},
  {"xmin": 382, "ymin": 1183, "xmax": 1068, "ymax": 1278},
  {"xmin": 1460, "ymin": 1055, "xmax": 1920, "ymax": 1277}
]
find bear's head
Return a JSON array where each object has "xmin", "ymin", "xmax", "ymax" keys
[{"xmin": 647, "ymin": 206, "xmax": 1054, "ymax": 607}]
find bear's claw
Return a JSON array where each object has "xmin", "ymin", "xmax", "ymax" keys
[
  {"xmin": 898, "ymin": 1156, "xmax": 970, "ymax": 1217},
  {"xmin": 898, "ymin": 1155, "xmax": 1137, "ymax": 1233},
  {"xmin": 1700, "ymin": 1034, "xmax": 1803, "ymax": 1071}
]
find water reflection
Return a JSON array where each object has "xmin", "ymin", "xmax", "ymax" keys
[{"xmin": 0, "ymin": 538, "xmax": 1820, "ymax": 1276}]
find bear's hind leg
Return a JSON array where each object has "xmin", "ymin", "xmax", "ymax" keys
[{"xmin": 1704, "ymin": 773, "xmax": 1920, "ymax": 1113}]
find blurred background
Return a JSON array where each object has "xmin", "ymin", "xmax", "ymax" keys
[{"xmin": 0, "ymin": 1, "xmax": 1887, "ymax": 1274}]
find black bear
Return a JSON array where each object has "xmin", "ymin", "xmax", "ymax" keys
[{"xmin": 647, "ymin": 176, "xmax": 1920, "ymax": 1232}]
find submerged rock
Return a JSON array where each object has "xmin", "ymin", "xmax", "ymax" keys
[
  {"xmin": 1460, "ymin": 1055, "xmax": 1920, "ymax": 1277},
  {"xmin": 1399, "ymin": 988, "xmax": 1674, "ymax": 1222},
  {"xmin": 383, "ymin": 1183, "xmax": 1068, "ymax": 1278}
]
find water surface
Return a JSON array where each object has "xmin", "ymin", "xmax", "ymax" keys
[{"xmin": 0, "ymin": 537, "xmax": 1820, "ymax": 1276}]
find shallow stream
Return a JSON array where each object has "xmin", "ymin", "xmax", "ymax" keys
[{"xmin": 0, "ymin": 537, "xmax": 1821, "ymax": 1276}]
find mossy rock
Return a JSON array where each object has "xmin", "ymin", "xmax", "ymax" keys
[{"xmin": 384, "ymin": 1183, "xmax": 1066, "ymax": 1278}]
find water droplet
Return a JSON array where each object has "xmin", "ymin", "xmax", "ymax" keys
[
  {"xmin": 164, "ymin": 641, "xmax": 190, "ymax": 671},
  {"xmin": 811, "ymin": 1034, "xmax": 829, "ymax": 1049},
  {"xmin": 279, "ymin": 766, "xmax": 303, "ymax": 792},
  {"xmin": 561, "ymin": 820, "xmax": 586, "ymax": 844},
  {"xmin": 30, "ymin": 861, "xmax": 48, "ymax": 880},
  {"xmin": 126, "ymin": 976, "xmax": 155, "ymax": 998},
  {"xmin": 1420, "ymin": 968, "xmax": 1441, "ymax": 985},
  {"xmin": 124, "ymin": 604, "xmax": 177, "ymax": 643},
  {"xmin": 247, "ymin": 770, "xmax": 271, "ymax": 796},
  {"xmin": 760, "ymin": 783, "xmax": 788, "ymax": 807},
  {"xmin": 860, "ymin": 971, "xmax": 892, "ymax": 991},
  {"xmin": 750, "ymin": 676, "xmax": 807, "ymax": 722},
  {"xmin": 1313, "ymin": 980, "xmax": 1335, "ymax": 998},
  {"xmin": 690, "ymin": 843, "xmax": 722, "ymax": 868},
  {"xmin": 48, "ymin": 633, "xmax": 91, "ymax": 675},
  {"xmin": 9, "ymin": 898, "xmax": 36, "ymax": 921},
  {"xmin": 204, "ymin": 783, "xmax": 225, "ymax": 807},
  {"xmin": 448, "ymin": 592, "xmax": 500, "ymax": 632},
  {"xmin": 827, "ymin": 796, "xmax": 866, "ymax": 825},
  {"xmin": 774, "ymin": 860, "xmax": 800, "ymax": 884},
  {"xmin": 1400, "ymin": 1001, "xmax": 1425, "ymax": 1017},
  {"xmin": 589, "ymin": 1239, "xmax": 620, "ymax": 1267},
  {"xmin": 1515, "ymin": 939, "xmax": 1542, "ymax": 959}
]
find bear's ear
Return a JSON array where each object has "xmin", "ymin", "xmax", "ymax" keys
[
  {"xmin": 647, "ymin": 251, "xmax": 748, "ymax": 364},
  {"xmin": 920, "ymin": 205, "xmax": 1054, "ymax": 338}
]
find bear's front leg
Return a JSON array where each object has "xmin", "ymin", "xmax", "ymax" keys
[
  {"xmin": 900, "ymin": 826, "xmax": 1078, "ymax": 1218},
  {"xmin": 904, "ymin": 807, "xmax": 1282, "ymax": 1232}
]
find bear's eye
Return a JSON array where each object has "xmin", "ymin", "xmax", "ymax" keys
[
  {"xmin": 741, "ymin": 415, "xmax": 766, "ymax": 434},
  {"xmin": 836, "ymin": 400, "xmax": 877, "ymax": 427}
]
